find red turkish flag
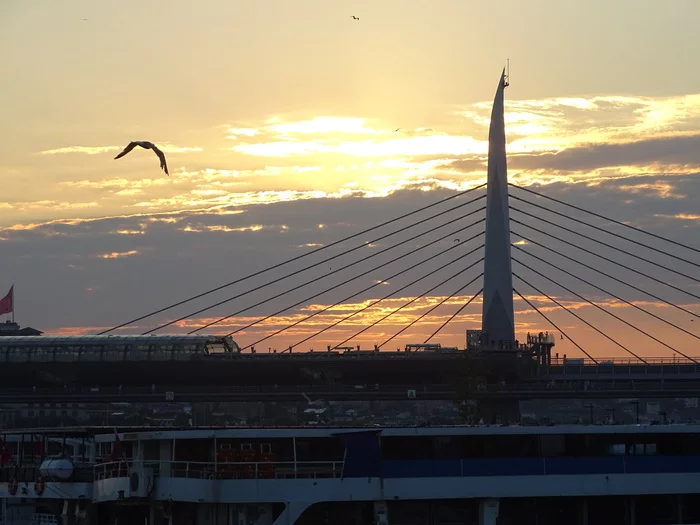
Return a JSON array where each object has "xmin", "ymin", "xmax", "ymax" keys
[{"xmin": 0, "ymin": 286, "xmax": 12, "ymax": 316}]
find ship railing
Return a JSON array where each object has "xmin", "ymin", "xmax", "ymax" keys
[
  {"xmin": 0, "ymin": 464, "xmax": 93, "ymax": 482},
  {"xmin": 94, "ymin": 460, "xmax": 344, "ymax": 481}
]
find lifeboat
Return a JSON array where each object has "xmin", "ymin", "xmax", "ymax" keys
[{"xmin": 39, "ymin": 459, "xmax": 74, "ymax": 480}]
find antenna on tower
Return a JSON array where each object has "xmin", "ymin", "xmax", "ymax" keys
[{"xmin": 504, "ymin": 58, "xmax": 510, "ymax": 88}]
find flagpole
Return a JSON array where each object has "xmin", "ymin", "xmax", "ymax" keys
[{"xmin": 11, "ymin": 284, "xmax": 14, "ymax": 324}]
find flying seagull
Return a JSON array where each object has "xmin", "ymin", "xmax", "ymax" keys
[
  {"xmin": 351, "ymin": 15, "xmax": 359, "ymax": 20},
  {"xmin": 114, "ymin": 141, "xmax": 169, "ymax": 175}
]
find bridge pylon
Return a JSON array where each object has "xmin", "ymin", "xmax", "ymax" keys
[{"xmin": 481, "ymin": 68, "xmax": 515, "ymax": 350}]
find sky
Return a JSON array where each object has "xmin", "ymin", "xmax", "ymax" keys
[{"xmin": 1, "ymin": 0, "xmax": 700, "ymax": 360}]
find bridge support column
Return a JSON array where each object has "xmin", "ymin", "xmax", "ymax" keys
[{"xmin": 478, "ymin": 499, "xmax": 500, "ymax": 525}]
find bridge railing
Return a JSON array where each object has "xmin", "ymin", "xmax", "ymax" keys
[
  {"xmin": 547, "ymin": 357, "xmax": 700, "ymax": 377},
  {"xmin": 551, "ymin": 356, "xmax": 700, "ymax": 367},
  {"xmin": 482, "ymin": 380, "xmax": 700, "ymax": 393},
  {"xmin": 93, "ymin": 459, "xmax": 344, "ymax": 481}
]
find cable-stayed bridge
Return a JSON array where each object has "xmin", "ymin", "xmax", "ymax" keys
[{"xmin": 1, "ymin": 70, "xmax": 699, "ymax": 409}]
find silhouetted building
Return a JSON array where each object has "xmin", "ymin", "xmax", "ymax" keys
[{"xmin": 0, "ymin": 320, "xmax": 42, "ymax": 336}]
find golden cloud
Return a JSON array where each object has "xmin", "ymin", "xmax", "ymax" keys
[
  {"xmin": 95, "ymin": 250, "xmax": 139, "ymax": 259},
  {"xmin": 6, "ymin": 89, "xmax": 700, "ymax": 237},
  {"xmin": 39, "ymin": 146, "xmax": 121, "ymax": 155},
  {"xmin": 40, "ymin": 144, "xmax": 203, "ymax": 156}
]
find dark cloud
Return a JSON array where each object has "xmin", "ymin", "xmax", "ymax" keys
[
  {"xmin": 512, "ymin": 134, "xmax": 700, "ymax": 172},
  {"xmin": 446, "ymin": 134, "xmax": 700, "ymax": 173}
]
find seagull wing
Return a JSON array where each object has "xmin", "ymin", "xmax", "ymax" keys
[
  {"xmin": 114, "ymin": 142, "xmax": 139, "ymax": 160},
  {"xmin": 151, "ymin": 145, "xmax": 169, "ymax": 176}
]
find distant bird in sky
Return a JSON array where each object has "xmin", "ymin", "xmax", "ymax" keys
[
  {"xmin": 453, "ymin": 238, "xmax": 460, "ymax": 243},
  {"xmin": 114, "ymin": 141, "xmax": 169, "ymax": 175},
  {"xmin": 394, "ymin": 128, "xmax": 401, "ymax": 132},
  {"xmin": 351, "ymin": 15, "xmax": 359, "ymax": 20}
]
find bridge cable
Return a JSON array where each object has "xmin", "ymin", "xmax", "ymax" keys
[
  {"xmin": 179, "ymin": 213, "xmax": 486, "ymax": 335},
  {"xmin": 148, "ymin": 203, "xmax": 486, "ymax": 335},
  {"xmin": 281, "ymin": 248, "xmax": 485, "ymax": 351},
  {"xmin": 510, "ymin": 221, "xmax": 700, "ymax": 304},
  {"xmin": 379, "ymin": 284, "xmax": 483, "ymax": 349},
  {"xmin": 511, "ymin": 210, "xmax": 700, "ymax": 287},
  {"xmin": 424, "ymin": 289, "xmax": 483, "ymax": 345},
  {"xmin": 513, "ymin": 244, "xmax": 700, "ymax": 343},
  {"xmin": 509, "ymin": 183, "xmax": 700, "ymax": 256},
  {"xmin": 510, "ymin": 196, "xmax": 700, "ymax": 271},
  {"xmin": 511, "ymin": 233, "xmax": 700, "ymax": 322},
  {"xmin": 239, "ymin": 235, "xmax": 485, "ymax": 349},
  {"xmin": 512, "ymin": 287, "xmax": 599, "ymax": 364},
  {"xmin": 334, "ymin": 258, "xmax": 484, "ymax": 349},
  {"xmin": 515, "ymin": 275, "xmax": 639, "ymax": 363},
  {"xmin": 224, "ymin": 227, "xmax": 484, "ymax": 339},
  {"xmin": 98, "ymin": 183, "xmax": 486, "ymax": 334},
  {"xmin": 513, "ymin": 258, "xmax": 696, "ymax": 363}
]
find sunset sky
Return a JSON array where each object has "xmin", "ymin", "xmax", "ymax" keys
[{"xmin": 1, "ymin": 0, "xmax": 699, "ymax": 360}]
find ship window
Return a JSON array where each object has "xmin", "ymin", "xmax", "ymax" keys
[
  {"xmin": 540, "ymin": 435, "xmax": 565, "ymax": 457},
  {"xmin": 625, "ymin": 443, "xmax": 657, "ymax": 455},
  {"xmin": 608, "ymin": 444, "xmax": 626, "ymax": 455}
]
